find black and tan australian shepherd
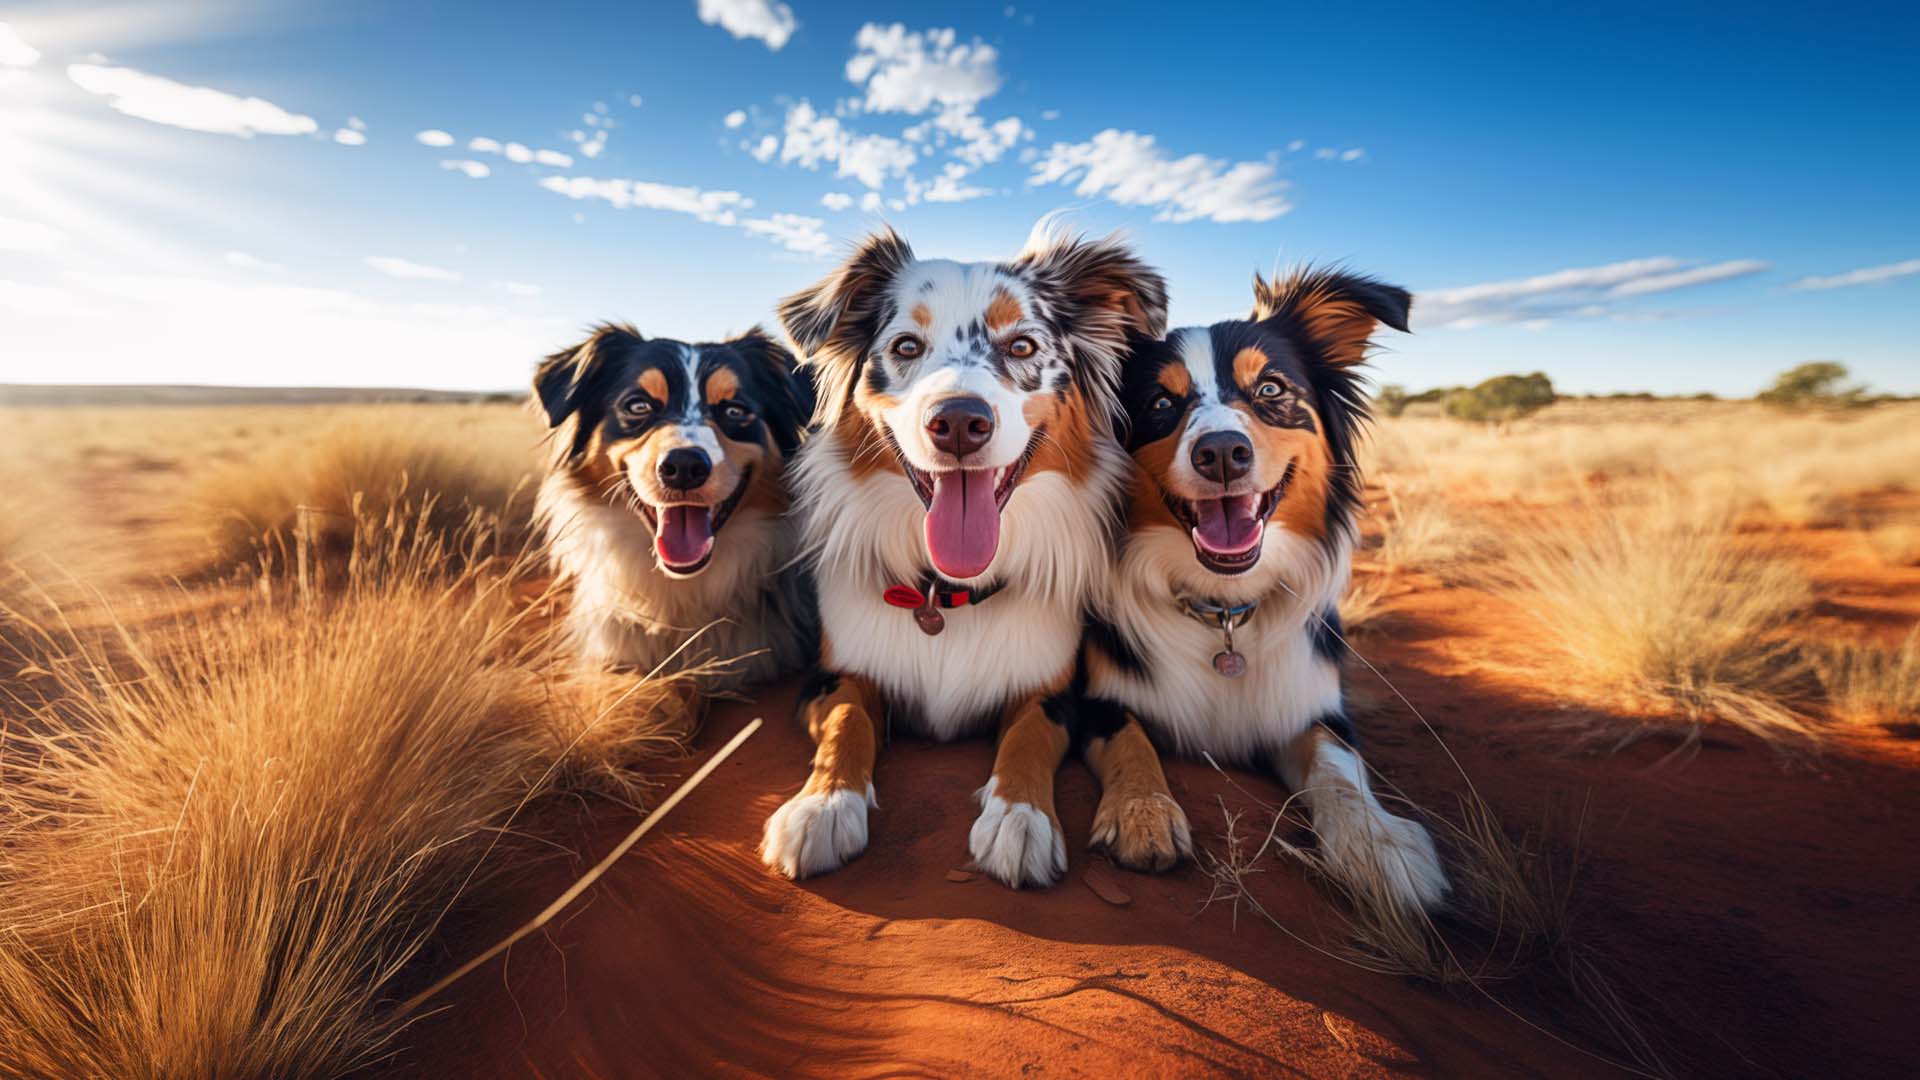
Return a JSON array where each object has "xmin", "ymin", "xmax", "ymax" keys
[
  {"xmin": 759, "ymin": 224, "xmax": 1168, "ymax": 888},
  {"xmin": 532, "ymin": 324, "xmax": 815, "ymax": 688},
  {"xmin": 1082, "ymin": 270, "xmax": 1449, "ymax": 911}
]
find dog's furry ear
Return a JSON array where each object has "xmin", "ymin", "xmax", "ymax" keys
[
  {"xmin": 1012, "ymin": 224, "xmax": 1169, "ymax": 423},
  {"xmin": 534, "ymin": 323, "xmax": 641, "ymax": 428},
  {"xmin": 1252, "ymin": 269, "xmax": 1411, "ymax": 368},
  {"xmin": 777, "ymin": 229, "xmax": 914, "ymax": 427},
  {"xmin": 726, "ymin": 327, "xmax": 810, "ymax": 454}
]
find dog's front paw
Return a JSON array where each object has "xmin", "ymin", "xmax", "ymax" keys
[
  {"xmin": 1090, "ymin": 789, "xmax": 1193, "ymax": 872},
  {"xmin": 760, "ymin": 782, "xmax": 876, "ymax": 879},
  {"xmin": 1322, "ymin": 809, "xmax": 1449, "ymax": 911},
  {"xmin": 968, "ymin": 777, "xmax": 1067, "ymax": 889}
]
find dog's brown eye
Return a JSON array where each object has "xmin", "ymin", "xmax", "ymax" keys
[
  {"xmin": 617, "ymin": 393, "xmax": 653, "ymax": 419},
  {"xmin": 1007, "ymin": 336, "xmax": 1038, "ymax": 359},
  {"xmin": 1255, "ymin": 379, "xmax": 1286, "ymax": 399},
  {"xmin": 891, "ymin": 336, "xmax": 923, "ymax": 359}
]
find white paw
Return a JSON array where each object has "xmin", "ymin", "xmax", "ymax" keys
[
  {"xmin": 968, "ymin": 776, "xmax": 1067, "ymax": 889},
  {"xmin": 760, "ymin": 783, "xmax": 876, "ymax": 880},
  {"xmin": 1320, "ymin": 808, "xmax": 1450, "ymax": 912}
]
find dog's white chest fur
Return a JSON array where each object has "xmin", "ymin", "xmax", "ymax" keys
[
  {"xmin": 536, "ymin": 474, "xmax": 810, "ymax": 686},
  {"xmin": 1090, "ymin": 523, "xmax": 1351, "ymax": 762},
  {"xmin": 796, "ymin": 429, "xmax": 1124, "ymax": 739}
]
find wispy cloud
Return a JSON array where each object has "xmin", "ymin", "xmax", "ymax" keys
[
  {"xmin": 364, "ymin": 256, "xmax": 462, "ymax": 282},
  {"xmin": 0, "ymin": 22, "xmax": 41, "ymax": 67},
  {"xmin": 1788, "ymin": 258, "xmax": 1920, "ymax": 291},
  {"xmin": 819, "ymin": 192, "xmax": 854, "ymax": 211},
  {"xmin": 774, "ymin": 100, "xmax": 917, "ymax": 190},
  {"xmin": 416, "ymin": 129, "xmax": 455, "ymax": 147},
  {"xmin": 440, "ymin": 159, "xmax": 491, "ymax": 179},
  {"xmin": 223, "ymin": 251, "xmax": 286, "ymax": 273},
  {"xmin": 697, "ymin": 0, "xmax": 796, "ymax": 51},
  {"xmin": 0, "ymin": 216, "xmax": 63, "ymax": 253},
  {"xmin": 67, "ymin": 64, "xmax": 318, "ymax": 138},
  {"xmin": 1028, "ymin": 130, "xmax": 1291, "ymax": 223},
  {"xmin": 723, "ymin": 109, "xmax": 747, "ymax": 129},
  {"xmin": 536, "ymin": 174, "xmax": 828, "ymax": 255},
  {"xmin": 1419, "ymin": 257, "xmax": 1768, "ymax": 329},
  {"xmin": 333, "ymin": 128, "xmax": 365, "ymax": 146},
  {"xmin": 847, "ymin": 24, "xmax": 1001, "ymax": 114}
]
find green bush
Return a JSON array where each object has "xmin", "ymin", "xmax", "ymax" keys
[
  {"xmin": 1756, "ymin": 362, "xmax": 1866, "ymax": 409},
  {"xmin": 1375, "ymin": 383, "xmax": 1411, "ymax": 418},
  {"xmin": 1444, "ymin": 372, "xmax": 1556, "ymax": 423}
]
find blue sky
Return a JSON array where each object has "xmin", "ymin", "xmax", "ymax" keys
[{"xmin": 1, "ymin": 0, "xmax": 1915, "ymax": 396}]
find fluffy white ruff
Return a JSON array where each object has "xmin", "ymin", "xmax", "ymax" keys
[
  {"xmin": 793, "ymin": 424, "xmax": 1127, "ymax": 739},
  {"xmin": 1089, "ymin": 522, "xmax": 1353, "ymax": 760},
  {"xmin": 535, "ymin": 472, "xmax": 808, "ymax": 685},
  {"xmin": 968, "ymin": 776, "xmax": 1066, "ymax": 889},
  {"xmin": 1300, "ymin": 741, "xmax": 1450, "ymax": 911},
  {"xmin": 759, "ymin": 782, "xmax": 878, "ymax": 880}
]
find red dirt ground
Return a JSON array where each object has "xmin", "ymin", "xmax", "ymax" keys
[{"xmin": 376, "ymin": 549, "xmax": 1920, "ymax": 1079}]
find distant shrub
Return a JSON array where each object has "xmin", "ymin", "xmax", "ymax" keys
[
  {"xmin": 1375, "ymin": 383, "xmax": 1411, "ymax": 418},
  {"xmin": 1444, "ymin": 372, "xmax": 1556, "ymax": 423},
  {"xmin": 1757, "ymin": 362, "xmax": 1866, "ymax": 409}
]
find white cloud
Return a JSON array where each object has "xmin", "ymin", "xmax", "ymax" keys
[
  {"xmin": 501, "ymin": 281, "xmax": 542, "ymax": 296},
  {"xmin": 860, "ymin": 191, "xmax": 884, "ymax": 213},
  {"xmin": 1341, "ymin": 148, "xmax": 1365, "ymax": 162},
  {"xmin": 724, "ymin": 109, "xmax": 747, "ymax": 129},
  {"xmin": 0, "ymin": 22, "xmax": 41, "ymax": 67},
  {"xmin": 749, "ymin": 134, "xmax": 778, "ymax": 162},
  {"xmin": 66, "ymin": 64, "xmax": 318, "ymax": 138},
  {"xmin": 538, "ymin": 175, "xmax": 751, "ymax": 224},
  {"xmin": 1028, "ymin": 129, "xmax": 1291, "ymax": 223},
  {"xmin": 847, "ymin": 24, "xmax": 1001, "ymax": 113},
  {"xmin": 1607, "ymin": 259, "xmax": 1767, "ymax": 297},
  {"xmin": 819, "ymin": 192, "xmax": 855, "ymax": 211},
  {"xmin": 503, "ymin": 141, "xmax": 533, "ymax": 164},
  {"xmin": 628, "ymin": 94, "xmax": 643, "ymax": 107},
  {"xmin": 1287, "ymin": 139, "xmax": 1305, "ymax": 152},
  {"xmin": 223, "ymin": 251, "xmax": 285, "ymax": 273},
  {"xmin": 1418, "ymin": 257, "xmax": 1768, "ymax": 329},
  {"xmin": 440, "ymin": 159, "xmax": 491, "ymax": 179},
  {"xmin": 740, "ymin": 212, "xmax": 832, "ymax": 256},
  {"xmin": 365, "ymin": 256, "xmax": 462, "ymax": 281},
  {"xmin": 416, "ymin": 128, "xmax": 455, "ymax": 147},
  {"xmin": 1789, "ymin": 258, "xmax": 1920, "ymax": 291},
  {"xmin": 0, "ymin": 216, "xmax": 63, "ymax": 253},
  {"xmin": 697, "ymin": 0, "xmax": 797, "ymax": 50},
  {"xmin": 347, "ymin": 115, "xmax": 366, "ymax": 131},
  {"xmin": 469, "ymin": 136, "xmax": 502, "ymax": 153},
  {"xmin": 534, "ymin": 148, "xmax": 572, "ymax": 167},
  {"xmin": 921, "ymin": 172, "xmax": 991, "ymax": 203},
  {"xmin": 904, "ymin": 104, "xmax": 1029, "ymax": 167},
  {"xmin": 333, "ymin": 127, "xmax": 366, "ymax": 146},
  {"xmin": 776, "ymin": 100, "xmax": 916, "ymax": 189}
]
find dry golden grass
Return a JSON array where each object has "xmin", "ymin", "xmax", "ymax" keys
[
  {"xmin": 1861, "ymin": 522, "xmax": 1920, "ymax": 567},
  {"xmin": 1367, "ymin": 485, "xmax": 1494, "ymax": 580},
  {"xmin": 181, "ymin": 413, "xmax": 540, "ymax": 579},
  {"xmin": 0, "ymin": 515, "xmax": 691, "ymax": 1078},
  {"xmin": 1813, "ymin": 629, "xmax": 1920, "ymax": 731},
  {"xmin": 1482, "ymin": 494, "xmax": 1816, "ymax": 750}
]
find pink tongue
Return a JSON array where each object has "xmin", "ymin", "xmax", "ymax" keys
[
  {"xmin": 1192, "ymin": 495, "xmax": 1261, "ymax": 555},
  {"xmin": 924, "ymin": 469, "xmax": 1000, "ymax": 579},
  {"xmin": 656, "ymin": 505, "xmax": 715, "ymax": 568}
]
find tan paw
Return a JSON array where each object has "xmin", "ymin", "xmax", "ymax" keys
[{"xmin": 1089, "ymin": 789, "xmax": 1193, "ymax": 872}]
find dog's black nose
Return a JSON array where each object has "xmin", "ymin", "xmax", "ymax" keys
[
  {"xmin": 925, "ymin": 396, "xmax": 995, "ymax": 459},
  {"xmin": 1191, "ymin": 431, "xmax": 1254, "ymax": 485},
  {"xmin": 657, "ymin": 447, "xmax": 712, "ymax": 491}
]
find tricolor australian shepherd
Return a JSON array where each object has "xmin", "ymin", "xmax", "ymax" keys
[
  {"xmin": 760, "ymin": 225, "xmax": 1168, "ymax": 888},
  {"xmin": 1083, "ymin": 270, "xmax": 1450, "ymax": 911},
  {"xmin": 533, "ymin": 324, "xmax": 814, "ymax": 688}
]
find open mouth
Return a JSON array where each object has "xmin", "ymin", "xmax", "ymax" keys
[
  {"xmin": 888, "ymin": 427, "xmax": 1043, "ymax": 581},
  {"xmin": 1163, "ymin": 461, "xmax": 1296, "ymax": 575},
  {"xmin": 635, "ymin": 466, "xmax": 752, "ymax": 575}
]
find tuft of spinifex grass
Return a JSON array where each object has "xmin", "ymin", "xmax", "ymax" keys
[
  {"xmin": 0, "ymin": 515, "xmax": 693, "ymax": 1079},
  {"xmin": 1485, "ymin": 493, "xmax": 1817, "ymax": 752},
  {"xmin": 1813, "ymin": 628, "xmax": 1920, "ymax": 733}
]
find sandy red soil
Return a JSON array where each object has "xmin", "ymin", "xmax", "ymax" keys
[{"xmin": 377, "ymin": 548, "xmax": 1920, "ymax": 1079}]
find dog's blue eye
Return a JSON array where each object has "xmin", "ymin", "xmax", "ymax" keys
[
  {"xmin": 1256, "ymin": 380, "xmax": 1284, "ymax": 399},
  {"xmin": 1151, "ymin": 393, "xmax": 1176, "ymax": 411}
]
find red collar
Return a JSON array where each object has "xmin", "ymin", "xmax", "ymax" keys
[{"xmin": 882, "ymin": 577, "xmax": 1003, "ymax": 611}]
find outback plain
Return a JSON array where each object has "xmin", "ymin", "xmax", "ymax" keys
[{"xmin": 1, "ymin": 385, "xmax": 1916, "ymax": 1079}]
